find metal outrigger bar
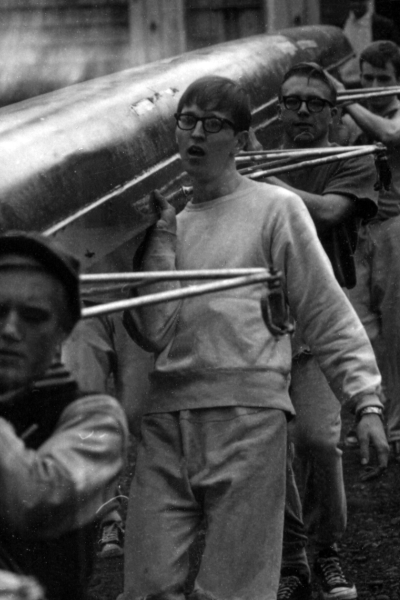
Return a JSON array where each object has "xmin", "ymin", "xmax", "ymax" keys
[
  {"xmin": 81, "ymin": 268, "xmax": 272, "ymax": 285},
  {"xmin": 80, "ymin": 269, "xmax": 275, "ymax": 296},
  {"xmin": 81, "ymin": 268, "xmax": 294, "ymax": 337},
  {"xmin": 237, "ymin": 144, "xmax": 390, "ymax": 192},
  {"xmin": 80, "ymin": 268, "xmax": 272, "ymax": 299},
  {"xmin": 338, "ymin": 86, "xmax": 400, "ymax": 103},
  {"xmin": 239, "ymin": 144, "xmax": 385, "ymax": 176},
  {"xmin": 237, "ymin": 145, "xmax": 379, "ymax": 161}
]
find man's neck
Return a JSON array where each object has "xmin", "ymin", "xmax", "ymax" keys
[
  {"xmin": 281, "ymin": 134, "xmax": 330, "ymax": 150},
  {"xmin": 192, "ymin": 168, "xmax": 244, "ymax": 204}
]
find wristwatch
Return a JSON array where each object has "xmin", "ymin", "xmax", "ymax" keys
[{"xmin": 356, "ymin": 406, "xmax": 384, "ymax": 423}]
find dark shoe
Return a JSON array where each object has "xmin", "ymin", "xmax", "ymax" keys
[
  {"xmin": 314, "ymin": 548, "xmax": 357, "ymax": 600},
  {"xmin": 98, "ymin": 518, "xmax": 124, "ymax": 558},
  {"xmin": 278, "ymin": 575, "xmax": 312, "ymax": 600}
]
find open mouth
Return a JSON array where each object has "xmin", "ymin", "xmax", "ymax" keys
[{"xmin": 187, "ymin": 145, "xmax": 206, "ymax": 157}]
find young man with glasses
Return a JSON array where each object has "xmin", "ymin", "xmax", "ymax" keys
[
  {"xmin": 120, "ymin": 74, "xmax": 387, "ymax": 600},
  {"xmin": 260, "ymin": 63, "xmax": 379, "ymax": 600}
]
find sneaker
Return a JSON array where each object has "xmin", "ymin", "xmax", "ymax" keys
[
  {"xmin": 314, "ymin": 548, "xmax": 357, "ymax": 600},
  {"xmin": 278, "ymin": 575, "xmax": 312, "ymax": 600},
  {"xmin": 98, "ymin": 519, "xmax": 124, "ymax": 558}
]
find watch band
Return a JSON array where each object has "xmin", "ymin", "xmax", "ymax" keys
[{"xmin": 356, "ymin": 406, "xmax": 384, "ymax": 422}]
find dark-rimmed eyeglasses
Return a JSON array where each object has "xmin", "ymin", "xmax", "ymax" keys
[
  {"xmin": 281, "ymin": 96, "xmax": 333, "ymax": 113},
  {"xmin": 174, "ymin": 113, "xmax": 236, "ymax": 134}
]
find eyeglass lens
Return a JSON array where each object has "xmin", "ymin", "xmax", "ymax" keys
[
  {"xmin": 176, "ymin": 114, "xmax": 226, "ymax": 133},
  {"xmin": 283, "ymin": 96, "xmax": 329, "ymax": 113}
]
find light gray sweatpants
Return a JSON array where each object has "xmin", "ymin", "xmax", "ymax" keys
[{"xmin": 123, "ymin": 406, "xmax": 287, "ymax": 600}]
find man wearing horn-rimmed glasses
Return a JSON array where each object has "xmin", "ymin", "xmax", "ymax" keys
[{"xmin": 259, "ymin": 62, "xmax": 381, "ymax": 600}]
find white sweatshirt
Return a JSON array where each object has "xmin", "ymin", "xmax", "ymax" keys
[{"xmin": 130, "ymin": 177, "xmax": 382, "ymax": 416}]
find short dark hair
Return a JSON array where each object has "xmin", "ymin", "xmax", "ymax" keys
[
  {"xmin": 279, "ymin": 62, "xmax": 337, "ymax": 105},
  {"xmin": 176, "ymin": 75, "xmax": 252, "ymax": 131},
  {"xmin": 360, "ymin": 41, "xmax": 400, "ymax": 78}
]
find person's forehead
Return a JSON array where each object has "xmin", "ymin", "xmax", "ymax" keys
[
  {"xmin": 0, "ymin": 256, "xmax": 62, "ymax": 304},
  {"xmin": 281, "ymin": 75, "xmax": 332, "ymax": 99},
  {"xmin": 180, "ymin": 102, "xmax": 231, "ymax": 119},
  {"xmin": 361, "ymin": 61, "xmax": 397, "ymax": 78}
]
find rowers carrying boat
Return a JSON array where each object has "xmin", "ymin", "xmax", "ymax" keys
[
  {"xmin": 0, "ymin": 26, "xmax": 353, "ymax": 272},
  {"xmin": 0, "ymin": 24, "xmax": 393, "ymax": 290}
]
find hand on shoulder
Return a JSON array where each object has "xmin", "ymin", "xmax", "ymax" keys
[{"xmin": 152, "ymin": 190, "xmax": 176, "ymax": 234}]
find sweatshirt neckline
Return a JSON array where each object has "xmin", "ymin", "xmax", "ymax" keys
[{"xmin": 186, "ymin": 177, "xmax": 255, "ymax": 211}]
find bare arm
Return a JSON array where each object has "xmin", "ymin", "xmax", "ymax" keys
[
  {"xmin": 345, "ymin": 102, "xmax": 400, "ymax": 147},
  {"xmin": 266, "ymin": 176, "xmax": 355, "ymax": 232},
  {"xmin": 326, "ymin": 71, "xmax": 400, "ymax": 147}
]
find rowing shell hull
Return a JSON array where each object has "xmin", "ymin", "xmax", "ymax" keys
[{"xmin": 0, "ymin": 25, "xmax": 352, "ymax": 273}]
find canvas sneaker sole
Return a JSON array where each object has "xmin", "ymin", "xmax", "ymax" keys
[
  {"xmin": 319, "ymin": 583, "xmax": 358, "ymax": 600},
  {"xmin": 98, "ymin": 542, "xmax": 124, "ymax": 558}
]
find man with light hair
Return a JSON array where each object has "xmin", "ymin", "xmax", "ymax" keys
[{"xmin": 0, "ymin": 231, "xmax": 128, "ymax": 600}]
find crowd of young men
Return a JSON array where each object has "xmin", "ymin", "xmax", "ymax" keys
[{"xmin": 2, "ymin": 37, "xmax": 400, "ymax": 600}]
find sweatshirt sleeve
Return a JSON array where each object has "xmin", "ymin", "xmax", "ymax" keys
[
  {"xmin": 0, "ymin": 395, "xmax": 128, "ymax": 538},
  {"xmin": 267, "ymin": 186, "xmax": 382, "ymax": 413},
  {"xmin": 125, "ymin": 228, "xmax": 182, "ymax": 353}
]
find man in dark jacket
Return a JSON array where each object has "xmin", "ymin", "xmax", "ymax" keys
[{"xmin": 0, "ymin": 231, "xmax": 128, "ymax": 600}]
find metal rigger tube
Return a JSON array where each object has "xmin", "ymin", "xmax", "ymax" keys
[{"xmin": 82, "ymin": 271, "xmax": 277, "ymax": 319}]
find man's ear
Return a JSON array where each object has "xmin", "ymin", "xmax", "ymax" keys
[
  {"xmin": 234, "ymin": 130, "xmax": 249, "ymax": 154},
  {"xmin": 277, "ymin": 104, "xmax": 283, "ymax": 120},
  {"xmin": 330, "ymin": 106, "xmax": 338, "ymax": 121}
]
